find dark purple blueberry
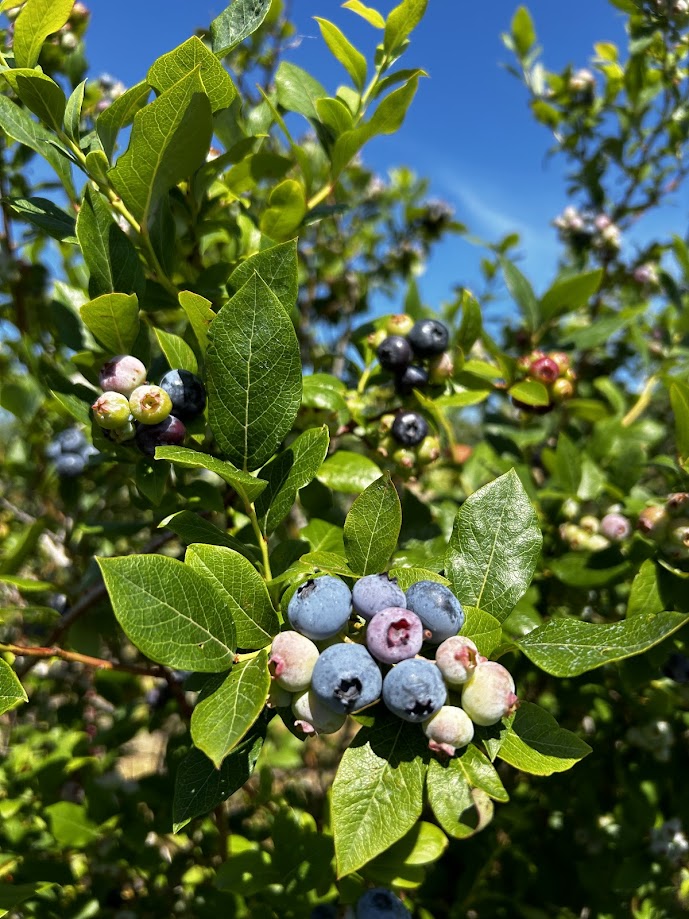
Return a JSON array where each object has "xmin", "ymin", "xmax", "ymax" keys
[
  {"xmin": 662, "ymin": 653, "xmax": 689, "ymax": 684},
  {"xmin": 135, "ymin": 415, "xmax": 186, "ymax": 456},
  {"xmin": 159, "ymin": 369, "xmax": 207, "ymax": 421},
  {"xmin": 407, "ymin": 319, "xmax": 449, "ymax": 358},
  {"xmin": 377, "ymin": 336, "xmax": 412, "ymax": 372},
  {"xmin": 395, "ymin": 364, "xmax": 429, "ymax": 395},
  {"xmin": 391, "ymin": 411, "xmax": 428, "ymax": 447}
]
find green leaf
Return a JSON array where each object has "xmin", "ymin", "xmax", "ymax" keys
[
  {"xmin": 44, "ymin": 801, "xmax": 101, "ymax": 849},
  {"xmin": 63, "ymin": 79, "xmax": 86, "ymax": 142},
  {"xmin": 259, "ymin": 179, "xmax": 306, "ymax": 241},
  {"xmin": 540, "ymin": 268, "xmax": 604, "ymax": 321},
  {"xmin": 670, "ymin": 381, "xmax": 689, "ymax": 467},
  {"xmin": 97, "ymin": 555, "xmax": 236, "ymax": 671},
  {"xmin": 555, "ymin": 432, "xmax": 581, "ymax": 493},
  {"xmin": 255, "ymin": 426, "xmax": 330, "ymax": 534},
  {"xmin": 384, "ymin": 0, "xmax": 428, "ymax": 55},
  {"xmin": 135, "ymin": 459, "xmax": 169, "ymax": 506},
  {"xmin": 155, "ymin": 446, "xmax": 266, "ymax": 502},
  {"xmin": 159, "ymin": 510, "xmax": 260, "ymax": 562},
  {"xmin": 627, "ymin": 560, "xmax": 663, "ymax": 618},
  {"xmin": 501, "ymin": 258, "xmax": 539, "ymax": 331},
  {"xmin": 368, "ymin": 74, "xmax": 420, "ymax": 136},
  {"xmin": 315, "ymin": 96, "xmax": 354, "ymax": 137},
  {"xmin": 76, "ymin": 186, "xmax": 145, "ymax": 298},
  {"xmin": 497, "ymin": 702, "xmax": 592, "ymax": 776},
  {"xmin": 344, "ymin": 475, "xmax": 402, "ymax": 576},
  {"xmin": 13, "ymin": 0, "xmax": 74, "ymax": 68},
  {"xmin": 508, "ymin": 380, "xmax": 550, "ymax": 407},
  {"xmin": 462, "ymin": 606, "xmax": 503, "ymax": 658},
  {"xmin": 148, "ymin": 36, "xmax": 237, "ymax": 113},
  {"xmin": 275, "ymin": 61, "xmax": 327, "ymax": 119},
  {"xmin": 179, "ymin": 290, "xmax": 214, "ymax": 353},
  {"xmin": 224, "ymin": 152, "xmax": 292, "ymax": 194},
  {"xmin": 332, "ymin": 715, "xmax": 428, "ymax": 877},
  {"xmin": 0, "ymin": 95, "xmax": 74, "ymax": 195},
  {"xmin": 456, "ymin": 289, "xmax": 482, "ymax": 352},
  {"xmin": 185, "ymin": 544, "xmax": 278, "ymax": 650},
  {"xmin": 446, "ymin": 469, "xmax": 542, "ymax": 622},
  {"xmin": 80, "ymin": 292, "xmax": 139, "ymax": 353},
  {"xmin": 300, "ymin": 551, "xmax": 355, "ymax": 578},
  {"xmin": 191, "ymin": 650, "xmax": 270, "ymax": 767},
  {"xmin": 96, "ymin": 80, "xmax": 150, "ymax": 160},
  {"xmin": 206, "ymin": 273, "xmax": 302, "ymax": 471},
  {"xmin": 6, "ymin": 196, "xmax": 76, "ymax": 241},
  {"xmin": 455, "ymin": 744, "xmax": 509, "ymax": 802},
  {"xmin": 549, "ymin": 552, "xmax": 631, "ymax": 588},
  {"xmin": 388, "ymin": 567, "xmax": 449, "ymax": 591},
  {"xmin": 427, "ymin": 759, "xmax": 494, "ymax": 839},
  {"xmin": 317, "ymin": 451, "xmax": 381, "ymax": 493},
  {"xmin": 2, "ymin": 69, "xmax": 66, "ymax": 131},
  {"xmin": 0, "ymin": 574, "xmax": 52, "ymax": 592},
  {"xmin": 173, "ymin": 730, "xmax": 265, "ymax": 833},
  {"xmin": 0, "ymin": 883, "xmax": 55, "ymax": 916},
  {"xmin": 0, "ymin": 659, "xmax": 28, "ymax": 716},
  {"xmin": 210, "ymin": 0, "xmax": 272, "ymax": 56},
  {"xmin": 517, "ymin": 610, "xmax": 689, "ymax": 677},
  {"xmin": 154, "ymin": 327, "xmax": 198, "ymax": 374},
  {"xmin": 366, "ymin": 821, "xmax": 448, "ymax": 882},
  {"xmin": 510, "ymin": 6, "xmax": 536, "ymax": 57},
  {"xmin": 342, "ymin": 0, "xmax": 385, "ymax": 28},
  {"xmin": 314, "ymin": 18, "xmax": 367, "ymax": 91},
  {"xmin": 302, "ymin": 373, "xmax": 348, "ymax": 412},
  {"xmin": 109, "ymin": 68, "xmax": 212, "ymax": 227},
  {"xmin": 228, "ymin": 240, "xmax": 298, "ymax": 314}
]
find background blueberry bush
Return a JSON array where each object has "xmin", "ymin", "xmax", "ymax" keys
[{"xmin": 1, "ymin": 0, "xmax": 689, "ymax": 916}]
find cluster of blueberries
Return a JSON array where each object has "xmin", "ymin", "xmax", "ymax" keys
[
  {"xmin": 638, "ymin": 492, "xmax": 689, "ymax": 564},
  {"xmin": 512, "ymin": 349, "xmax": 576, "ymax": 414},
  {"xmin": 269, "ymin": 573, "xmax": 518, "ymax": 756},
  {"xmin": 312, "ymin": 886, "xmax": 411, "ymax": 918},
  {"xmin": 91, "ymin": 355, "xmax": 206, "ymax": 456},
  {"xmin": 46, "ymin": 426, "xmax": 98, "ymax": 478}
]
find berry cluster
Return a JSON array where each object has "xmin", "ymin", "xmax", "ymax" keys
[
  {"xmin": 559, "ymin": 510, "xmax": 632, "ymax": 552},
  {"xmin": 46, "ymin": 426, "xmax": 97, "ymax": 478},
  {"xmin": 269, "ymin": 573, "xmax": 518, "ymax": 756},
  {"xmin": 375, "ymin": 316, "xmax": 452, "ymax": 396},
  {"xmin": 553, "ymin": 206, "xmax": 622, "ymax": 252},
  {"xmin": 638, "ymin": 492, "xmax": 689, "ymax": 562},
  {"xmin": 513, "ymin": 349, "xmax": 576, "ymax": 413},
  {"xmin": 92, "ymin": 355, "xmax": 206, "ymax": 456}
]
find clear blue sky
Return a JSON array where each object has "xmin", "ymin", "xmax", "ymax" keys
[{"xmin": 84, "ymin": 1, "xmax": 685, "ymax": 311}]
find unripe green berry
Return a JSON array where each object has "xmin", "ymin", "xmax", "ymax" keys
[
  {"xmin": 417, "ymin": 435, "xmax": 441, "ymax": 465},
  {"xmin": 638, "ymin": 505, "xmax": 668, "ymax": 539},
  {"xmin": 269, "ymin": 631, "xmax": 320, "ymax": 692},
  {"xmin": 129, "ymin": 385, "xmax": 173, "ymax": 424},
  {"xmin": 423, "ymin": 705, "xmax": 475, "ymax": 756},
  {"xmin": 550, "ymin": 378, "xmax": 574, "ymax": 402},
  {"xmin": 667, "ymin": 493, "xmax": 689, "ymax": 517},
  {"xmin": 665, "ymin": 517, "xmax": 689, "ymax": 561},
  {"xmin": 579, "ymin": 515, "xmax": 600, "ymax": 535},
  {"xmin": 92, "ymin": 391, "xmax": 131, "ymax": 429},
  {"xmin": 461, "ymin": 661, "xmax": 518, "ymax": 726},
  {"xmin": 392, "ymin": 447, "xmax": 416, "ymax": 469},
  {"xmin": 428, "ymin": 351, "xmax": 454, "ymax": 383},
  {"xmin": 267, "ymin": 683, "xmax": 292, "ymax": 708},
  {"xmin": 104, "ymin": 420, "xmax": 136, "ymax": 444},
  {"xmin": 367, "ymin": 328, "xmax": 387, "ymax": 350},
  {"xmin": 292, "ymin": 689, "xmax": 347, "ymax": 735},
  {"xmin": 385, "ymin": 313, "xmax": 414, "ymax": 336}
]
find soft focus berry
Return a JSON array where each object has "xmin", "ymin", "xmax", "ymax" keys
[
  {"xmin": 435, "ymin": 635, "xmax": 480, "ymax": 686},
  {"xmin": 637, "ymin": 505, "xmax": 668, "ymax": 537},
  {"xmin": 129, "ymin": 385, "xmax": 173, "ymax": 424},
  {"xmin": 287, "ymin": 576, "xmax": 352, "ymax": 640},
  {"xmin": 405, "ymin": 580, "xmax": 464, "ymax": 644},
  {"xmin": 269, "ymin": 631, "xmax": 320, "ymax": 692},
  {"xmin": 407, "ymin": 319, "xmax": 449, "ymax": 358},
  {"xmin": 356, "ymin": 887, "xmax": 410, "ymax": 918},
  {"xmin": 600, "ymin": 512, "xmax": 631, "ymax": 542},
  {"xmin": 391, "ymin": 410, "xmax": 428, "ymax": 447},
  {"xmin": 352, "ymin": 573, "xmax": 406, "ymax": 621},
  {"xmin": 428, "ymin": 351, "xmax": 454, "ymax": 383},
  {"xmin": 461, "ymin": 661, "xmax": 518, "ymax": 726},
  {"xmin": 311, "ymin": 643, "xmax": 382, "ymax": 715},
  {"xmin": 529, "ymin": 356, "xmax": 560, "ymax": 384},
  {"xmin": 54, "ymin": 453, "xmax": 86, "ymax": 477},
  {"xmin": 366, "ymin": 607, "xmax": 424, "ymax": 664},
  {"xmin": 385, "ymin": 314, "xmax": 414, "ymax": 336},
  {"xmin": 423, "ymin": 705, "xmax": 475, "ymax": 756},
  {"xmin": 417, "ymin": 435, "xmax": 441, "ymax": 465},
  {"xmin": 395, "ymin": 364, "xmax": 429, "ymax": 394},
  {"xmin": 99, "ymin": 355, "xmax": 147, "ymax": 396}
]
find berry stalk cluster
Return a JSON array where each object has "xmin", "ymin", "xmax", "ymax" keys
[{"xmin": 513, "ymin": 349, "xmax": 576, "ymax": 413}]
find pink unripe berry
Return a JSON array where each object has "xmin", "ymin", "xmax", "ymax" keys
[
  {"xmin": 435, "ymin": 635, "xmax": 480, "ymax": 686},
  {"xmin": 461, "ymin": 661, "xmax": 518, "ymax": 726},
  {"xmin": 667, "ymin": 493, "xmax": 689, "ymax": 516},
  {"xmin": 269, "ymin": 631, "xmax": 319, "ymax": 692},
  {"xmin": 291, "ymin": 689, "xmax": 347, "ymax": 735},
  {"xmin": 429, "ymin": 351, "xmax": 454, "ymax": 384},
  {"xmin": 600, "ymin": 512, "xmax": 631, "ymax": 542},
  {"xmin": 91, "ymin": 391, "xmax": 131, "ymax": 429},
  {"xmin": 530, "ymin": 356, "xmax": 560, "ymax": 384},
  {"xmin": 423, "ymin": 705, "xmax": 475, "ymax": 756},
  {"xmin": 99, "ymin": 355, "xmax": 147, "ymax": 396},
  {"xmin": 637, "ymin": 505, "xmax": 668, "ymax": 537},
  {"xmin": 666, "ymin": 518, "xmax": 689, "ymax": 561},
  {"xmin": 366, "ymin": 607, "xmax": 424, "ymax": 664},
  {"xmin": 129, "ymin": 385, "xmax": 173, "ymax": 424}
]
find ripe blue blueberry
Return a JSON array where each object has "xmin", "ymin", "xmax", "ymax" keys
[
  {"xmin": 366, "ymin": 607, "xmax": 423, "ymax": 664},
  {"xmin": 352, "ymin": 573, "xmax": 406, "ymax": 621},
  {"xmin": 461, "ymin": 661, "xmax": 518, "ymax": 726},
  {"xmin": 311, "ymin": 643, "xmax": 382, "ymax": 714},
  {"xmin": 407, "ymin": 319, "xmax": 449, "ymax": 358},
  {"xmin": 292, "ymin": 689, "xmax": 347, "ymax": 735},
  {"xmin": 159, "ymin": 369, "xmax": 207, "ymax": 421},
  {"xmin": 269, "ymin": 631, "xmax": 319, "ymax": 692},
  {"xmin": 377, "ymin": 335, "xmax": 412, "ymax": 371},
  {"xmin": 356, "ymin": 887, "xmax": 410, "ymax": 918},
  {"xmin": 47, "ymin": 426, "xmax": 87, "ymax": 458},
  {"xmin": 134, "ymin": 415, "xmax": 186, "ymax": 456},
  {"xmin": 405, "ymin": 580, "xmax": 464, "ymax": 645},
  {"xmin": 391, "ymin": 411, "xmax": 428, "ymax": 447},
  {"xmin": 287, "ymin": 576, "xmax": 352, "ymax": 641},
  {"xmin": 54, "ymin": 453, "xmax": 87, "ymax": 477},
  {"xmin": 382, "ymin": 658, "xmax": 446, "ymax": 722},
  {"xmin": 395, "ymin": 364, "xmax": 429, "ymax": 395}
]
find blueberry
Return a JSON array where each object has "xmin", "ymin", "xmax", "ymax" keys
[
  {"xmin": 129, "ymin": 385, "xmax": 173, "ymax": 424},
  {"xmin": 159, "ymin": 369, "xmax": 207, "ymax": 421},
  {"xmin": 423, "ymin": 705, "xmax": 475, "ymax": 756},
  {"xmin": 310, "ymin": 906, "xmax": 338, "ymax": 919},
  {"xmin": 311, "ymin": 643, "xmax": 382, "ymax": 714},
  {"xmin": 391, "ymin": 411, "xmax": 428, "ymax": 447},
  {"xmin": 134, "ymin": 415, "xmax": 186, "ymax": 456},
  {"xmin": 366, "ymin": 607, "xmax": 423, "ymax": 665},
  {"xmin": 385, "ymin": 314, "xmax": 414, "ymax": 336},
  {"xmin": 395, "ymin": 364, "xmax": 429, "ymax": 395},
  {"xmin": 405, "ymin": 581, "xmax": 464, "ymax": 645},
  {"xmin": 292, "ymin": 689, "xmax": 347, "ymax": 734},
  {"xmin": 407, "ymin": 319, "xmax": 449, "ymax": 358},
  {"xmin": 54, "ymin": 453, "xmax": 87, "ymax": 477},
  {"xmin": 356, "ymin": 888, "xmax": 410, "ymax": 918},
  {"xmin": 662, "ymin": 652, "xmax": 689, "ymax": 684},
  {"xmin": 382, "ymin": 658, "xmax": 446, "ymax": 722},
  {"xmin": 352, "ymin": 573, "xmax": 406, "ymax": 621},
  {"xmin": 104, "ymin": 420, "xmax": 136, "ymax": 444},
  {"xmin": 91, "ymin": 391, "xmax": 131, "ymax": 429},
  {"xmin": 269, "ymin": 631, "xmax": 320, "ymax": 692},
  {"xmin": 529, "ymin": 355, "xmax": 560, "ymax": 383},
  {"xmin": 600, "ymin": 512, "xmax": 631, "ymax": 542},
  {"xmin": 461, "ymin": 661, "xmax": 518, "ymax": 726},
  {"xmin": 377, "ymin": 336, "xmax": 412, "ymax": 372},
  {"xmin": 267, "ymin": 683, "xmax": 293, "ymax": 709},
  {"xmin": 287, "ymin": 576, "xmax": 352, "ymax": 641},
  {"xmin": 53, "ymin": 426, "xmax": 87, "ymax": 454},
  {"xmin": 99, "ymin": 354, "xmax": 147, "ymax": 396},
  {"xmin": 435, "ymin": 635, "xmax": 480, "ymax": 686},
  {"xmin": 45, "ymin": 438, "xmax": 63, "ymax": 460}
]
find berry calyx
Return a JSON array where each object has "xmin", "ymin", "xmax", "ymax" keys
[{"xmin": 366, "ymin": 607, "xmax": 424, "ymax": 664}]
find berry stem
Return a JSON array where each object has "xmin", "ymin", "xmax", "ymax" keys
[
  {"xmin": 244, "ymin": 498, "xmax": 273, "ymax": 583},
  {"xmin": 622, "ymin": 374, "xmax": 658, "ymax": 427}
]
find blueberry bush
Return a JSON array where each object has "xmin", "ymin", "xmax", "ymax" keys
[{"xmin": 1, "ymin": 0, "xmax": 689, "ymax": 915}]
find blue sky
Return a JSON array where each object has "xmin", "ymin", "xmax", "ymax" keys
[{"xmin": 83, "ymin": 1, "xmax": 685, "ymax": 310}]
